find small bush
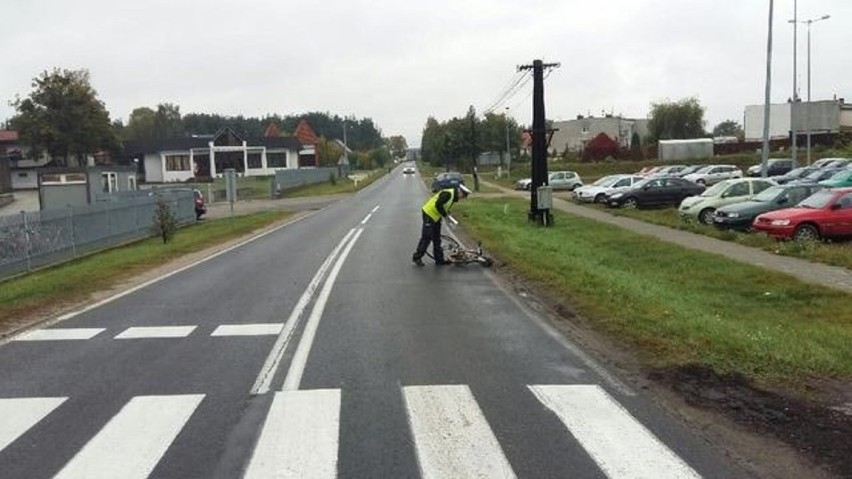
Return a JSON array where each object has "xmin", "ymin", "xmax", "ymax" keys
[{"xmin": 151, "ymin": 195, "xmax": 178, "ymax": 244}]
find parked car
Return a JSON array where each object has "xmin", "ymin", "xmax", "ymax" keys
[
  {"xmin": 636, "ymin": 166, "xmax": 663, "ymax": 176},
  {"xmin": 573, "ymin": 174, "xmax": 644, "ymax": 203},
  {"xmin": 752, "ymin": 187, "xmax": 852, "ymax": 241},
  {"xmin": 193, "ymin": 189, "xmax": 206, "ymax": 220},
  {"xmin": 514, "ymin": 177, "xmax": 533, "ymax": 190},
  {"xmin": 607, "ymin": 176, "xmax": 705, "ymax": 208},
  {"xmin": 746, "ymin": 158, "xmax": 794, "ymax": 177},
  {"xmin": 712, "ymin": 184, "xmax": 824, "ymax": 231},
  {"xmin": 787, "ymin": 167, "xmax": 846, "ymax": 186},
  {"xmin": 818, "ymin": 168, "xmax": 852, "ymax": 188},
  {"xmin": 431, "ymin": 172, "xmax": 464, "ymax": 191},
  {"xmin": 682, "ymin": 164, "xmax": 743, "ymax": 186},
  {"xmin": 678, "ymin": 178, "xmax": 776, "ymax": 224},
  {"xmin": 811, "ymin": 158, "xmax": 840, "ymax": 168},
  {"xmin": 819, "ymin": 158, "xmax": 851, "ymax": 169},
  {"xmin": 771, "ymin": 166, "xmax": 819, "ymax": 185},
  {"xmin": 675, "ymin": 165, "xmax": 706, "ymax": 177},
  {"xmin": 548, "ymin": 171, "xmax": 583, "ymax": 190},
  {"xmin": 649, "ymin": 165, "xmax": 687, "ymax": 177}
]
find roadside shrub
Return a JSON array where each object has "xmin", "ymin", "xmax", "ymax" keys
[{"xmin": 151, "ymin": 195, "xmax": 178, "ymax": 244}]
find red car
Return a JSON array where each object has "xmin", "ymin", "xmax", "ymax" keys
[{"xmin": 752, "ymin": 187, "xmax": 852, "ymax": 241}]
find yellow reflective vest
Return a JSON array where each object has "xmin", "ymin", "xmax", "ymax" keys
[{"xmin": 422, "ymin": 188, "xmax": 456, "ymax": 222}]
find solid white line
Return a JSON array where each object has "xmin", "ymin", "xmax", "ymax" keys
[
  {"xmin": 114, "ymin": 326, "xmax": 197, "ymax": 339},
  {"xmin": 13, "ymin": 328, "xmax": 105, "ymax": 341},
  {"xmin": 403, "ymin": 385, "xmax": 516, "ymax": 479},
  {"xmin": 360, "ymin": 213, "xmax": 372, "ymax": 224},
  {"xmin": 0, "ymin": 397, "xmax": 67, "ymax": 451},
  {"xmin": 281, "ymin": 228, "xmax": 363, "ymax": 391},
  {"xmin": 211, "ymin": 324, "xmax": 283, "ymax": 336},
  {"xmin": 251, "ymin": 229, "xmax": 357, "ymax": 395},
  {"xmin": 54, "ymin": 394, "xmax": 204, "ymax": 479},
  {"xmin": 529, "ymin": 385, "xmax": 701, "ymax": 479},
  {"xmin": 43, "ymin": 215, "xmax": 310, "ymax": 325},
  {"xmin": 244, "ymin": 389, "xmax": 340, "ymax": 479}
]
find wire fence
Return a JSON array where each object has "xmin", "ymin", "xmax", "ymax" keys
[{"xmin": 0, "ymin": 190, "xmax": 195, "ymax": 281}]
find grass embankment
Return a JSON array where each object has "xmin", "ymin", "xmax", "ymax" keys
[
  {"xmin": 0, "ymin": 211, "xmax": 292, "ymax": 330},
  {"xmin": 454, "ymin": 198, "xmax": 852, "ymax": 390}
]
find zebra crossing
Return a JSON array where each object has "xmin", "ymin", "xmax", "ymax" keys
[
  {"xmin": 0, "ymin": 384, "xmax": 703, "ymax": 478},
  {"xmin": 12, "ymin": 324, "xmax": 285, "ymax": 341}
]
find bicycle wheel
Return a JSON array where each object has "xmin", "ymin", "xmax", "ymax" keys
[{"xmin": 440, "ymin": 234, "xmax": 460, "ymax": 252}]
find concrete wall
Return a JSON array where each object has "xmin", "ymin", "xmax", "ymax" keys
[
  {"xmin": 41, "ymin": 184, "xmax": 88, "ymax": 209},
  {"xmin": 275, "ymin": 167, "xmax": 339, "ymax": 191}
]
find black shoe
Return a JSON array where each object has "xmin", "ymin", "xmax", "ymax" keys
[{"xmin": 413, "ymin": 257, "xmax": 424, "ymax": 267}]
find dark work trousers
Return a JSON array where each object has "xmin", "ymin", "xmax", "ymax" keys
[{"xmin": 413, "ymin": 212, "xmax": 443, "ymax": 262}]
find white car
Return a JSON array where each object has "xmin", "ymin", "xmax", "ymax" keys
[
  {"xmin": 682, "ymin": 164, "xmax": 743, "ymax": 186},
  {"xmin": 574, "ymin": 174, "xmax": 644, "ymax": 203}
]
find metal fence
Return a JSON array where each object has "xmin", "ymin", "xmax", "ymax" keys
[{"xmin": 0, "ymin": 189, "xmax": 195, "ymax": 281}]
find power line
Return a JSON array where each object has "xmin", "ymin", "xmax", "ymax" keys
[{"xmin": 482, "ymin": 70, "xmax": 532, "ymax": 115}]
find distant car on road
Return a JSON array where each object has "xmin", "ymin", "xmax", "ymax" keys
[
  {"xmin": 712, "ymin": 184, "xmax": 824, "ymax": 231},
  {"xmin": 403, "ymin": 166, "xmax": 416, "ymax": 175},
  {"xmin": 752, "ymin": 187, "xmax": 852, "ymax": 241},
  {"xmin": 607, "ymin": 176, "xmax": 705, "ymax": 209},
  {"xmin": 431, "ymin": 172, "xmax": 464, "ymax": 192}
]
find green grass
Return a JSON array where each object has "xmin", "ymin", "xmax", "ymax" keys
[
  {"xmin": 0, "ymin": 211, "xmax": 292, "ymax": 328},
  {"xmin": 454, "ymin": 198, "xmax": 852, "ymax": 389}
]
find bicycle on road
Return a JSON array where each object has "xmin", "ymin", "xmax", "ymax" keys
[{"xmin": 426, "ymin": 234, "xmax": 493, "ymax": 267}]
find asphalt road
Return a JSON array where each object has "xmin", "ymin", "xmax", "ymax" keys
[{"xmin": 0, "ymin": 170, "xmax": 751, "ymax": 478}]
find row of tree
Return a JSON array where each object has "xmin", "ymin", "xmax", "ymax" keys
[
  {"xmin": 420, "ymin": 106, "xmax": 522, "ymax": 172},
  {"xmin": 6, "ymin": 68, "xmax": 396, "ymax": 168}
]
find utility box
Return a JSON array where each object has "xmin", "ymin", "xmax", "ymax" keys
[{"xmin": 537, "ymin": 185, "xmax": 553, "ymax": 209}]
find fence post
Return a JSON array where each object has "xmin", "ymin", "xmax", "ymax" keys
[
  {"xmin": 22, "ymin": 211, "xmax": 31, "ymax": 272},
  {"xmin": 68, "ymin": 205, "xmax": 77, "ymax": 258}
]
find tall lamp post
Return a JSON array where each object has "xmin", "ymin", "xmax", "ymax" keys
[
  {"xmin": 789, "ymin": 0, "xmax": 799, "ymax": 169},
  {"xmin": 795, "ymin": 14, "xmax": 831, "ymax": 165},
  {"xmin": 504, "ymin": 107, "xmax": 511, "ymax": 178}
]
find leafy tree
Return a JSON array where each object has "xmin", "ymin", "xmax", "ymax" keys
[
  {"xmin": 385, "ymin": 135, "xmax": 408, "ymax": 159},
  {"xmin": 125, "ymin": 107, "xmax": 157, "ymax": 140},
  {"xmin": 10, "ymin": 68, "xmax": 119, "ymax": 166},
  {"xmin": 154, "ymin": 103, "xmax": 184, "ymax": 139},
  {"xmin": 647, "ymin": 97, "xmax": 706, "ymax": 142},
  {"xmin": 712, "ymin": 119, "xmax": 744, "ymax": 138},
  {"xmin": 316, "ymin": 136, "xmax": 344, "ymax": 167},
  {"xmin": 630, "ymin": 132, "xmax": 643, "ymax": 160}
]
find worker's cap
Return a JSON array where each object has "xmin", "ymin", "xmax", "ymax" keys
[{"xmin": 458, "ymin": 184, "xmax": 472, "ymax": 196}]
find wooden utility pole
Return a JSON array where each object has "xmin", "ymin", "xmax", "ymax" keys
[{"xmin": 519, "ymin": 59, "xmax": 560, "ymax": 225}]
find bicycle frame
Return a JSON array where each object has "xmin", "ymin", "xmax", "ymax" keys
[{"xmin": 426, "ymin": 234, "xmax": 493, "ymax": 267}]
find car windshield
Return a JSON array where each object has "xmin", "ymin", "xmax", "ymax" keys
[
  {"xmin": 690, "ymin": 166, "xmax": 711, "ymax": 174},
  {"xmin": 797, "ymin": 189, "xmax": 834, "ymax": 209},
  {"xmin": 593, "ymin": 176, "xmax": 622, "ymax": 187},
  {"xmin": 632, "ymin": 178, "xmax": 653, "ymax": 188},
  {"xmin": 700, "ymin": 182, "xmax": 728, "ymax": 197},
  {"xmin": 751, "ymin": 185, "xmax": 784, "ymax": 202}
]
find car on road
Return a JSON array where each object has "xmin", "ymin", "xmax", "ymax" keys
[
  {"xmin": 573, "ymin": 174, "xmax": 644, "ymax": 203},
  {"xmin": 682, "ymin": 164, "xmax": 743, "ymax": 186},
  {"xmin": 431, "ymin": 172, "xmax": 464, "ymax": 192},
  {"xmin": 818, "ymin": 168, "xmax": 852, "ymax": 188},
  {"xmin": 712, "ymin": 184, "xmax": 824, "ymax": 231},
  {"xmin": 752, "ymin": 187, "xmax": 852, "ymax": 241},
  {"xmin": 678, "ymin": 178, "xmax": 776, "ymax": 224},
  {"xmin": 746, "ymin": 158, "xmax": 794, "ymax": 177},
  {"xmin": 403, "ymin": 166, "xmax": 416, "ymax": 175},
  {"xmin": 606, "ymin": 176, "xmax": 705, "ymax": 209}
]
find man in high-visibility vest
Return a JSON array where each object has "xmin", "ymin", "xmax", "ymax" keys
[{"xmin": 412, "ymin": 183, "xmax": 471, "ymax": 266}]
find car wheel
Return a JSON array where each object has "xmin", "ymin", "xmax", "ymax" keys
[
  {"xmin": 792, "ymin": 224, "xmax": 820, "ymax": 242},
  {"xmin": 623, "ymin": 197, "xmax": 639, "ymax": 209},
  {"xmin": 594, "ymin": 193, "xmax": 606, "ymax": 203},
  {"xmin": 696, "ymin": 179, "xmax": 706, "ymax": 185},
  {"xmin": 698, "ymin": 208, "xmax": 716, "ymax": 225}
]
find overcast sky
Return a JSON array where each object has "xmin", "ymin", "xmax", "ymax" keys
[{"xmin": 2, "ymin": 0, "xmax": 849, "ymax": 147}]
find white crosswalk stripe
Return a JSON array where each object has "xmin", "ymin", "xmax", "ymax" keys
[
  {"xmin": 245, "ymin": 389, "xmax": 341, "ymax": 479},
  {"xmin": 0, "ymin": 397, "xmax": 67, "ymax": 450},
  {"xmin": 530, "ymin": 384, "xmax": 702, "ymax": 479},
  {"xmin": 114, "ymin": 326, "xmax": 197, "ymax": 339},
  {"xmin": 403, "ymin": 384, "xmax": 517, "ymax": 479},
  {"xmin": 13, "ymin": 328, "xmax": 105, "ymax": 341},
  {"xmin": 212, "ymin": 323, "xmax": 283, "ymax": 336},
  {"xmin": 54, "ymin": 394, "xmax": 204, "ymax": 479},
  {"xmin": 0, "ymin": 385, "xmax": 703, "ymax": 478}
]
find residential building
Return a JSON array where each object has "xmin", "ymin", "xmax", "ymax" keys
[
  {"xmin": 549, "ymin": 115, "xmax": 649, "ymax": 154},
  {"xmin": 743, "ymin": 98, "xmax": 851, "ymax": 141}
]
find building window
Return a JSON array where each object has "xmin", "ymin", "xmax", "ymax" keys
[
  {"xmin": 267, "ymin": 152, "xmax": 287, "ymax": 168},
  {"xmin": 101, "ymin": 172, "xmax": 118, "ymax": 192},
  {"xmin": 165, "ymin": 155, "xmax": 191, "ymax": 171},
  {"xmin": 248, "ymin": 152, "xmax": 263, "ymax": 169}
]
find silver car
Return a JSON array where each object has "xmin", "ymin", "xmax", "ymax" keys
[{"xmin": 682, "ymin": 164, "xmax": 743, "ymax": 186}]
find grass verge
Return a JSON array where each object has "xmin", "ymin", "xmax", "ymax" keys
[
  {"xmin": 454, "ymin": 198, "xmax": 852, "ymax": 390},
  {"xmin": 0, "ymin": 211, "xmax": 292, "ymax": 329}
]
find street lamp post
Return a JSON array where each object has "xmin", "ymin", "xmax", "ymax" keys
[
  {"xmin": 798, "ymin": 14, "xmax": 831, "ymax": 165},
  {"xmin": 789, "ymin": 0, "xmax": 798, "ymax": 169},
  {"xmin": 504, "ymin": 107, "xmax": 511, "ymax": 178}
]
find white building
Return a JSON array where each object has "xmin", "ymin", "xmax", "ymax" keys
[{"xmin": 743, "ymin": 99, "xmax": 851, "ymax": 141}]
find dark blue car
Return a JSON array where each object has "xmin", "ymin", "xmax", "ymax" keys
[{"xmin": 431, "ymin": 172, "xmax": 464, "ymax": 192}]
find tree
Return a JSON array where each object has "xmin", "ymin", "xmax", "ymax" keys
[
  {"xmin": 10, "ymin": 68, "xmax": 119, "ymax": 166},
  {"xmin": 712, "ymin": 120, "xmax": 744, "ymax": 139},
  {"xmin": 151, "ymin": 194, "xmax": 178, "ymax": 244},
  {"xmin": 630, "ymin": 132, "xmax": 643, "ymax": 161},
  {"xmin": 154, "ymin": 103, "xmax": 183, "ymax": 139},
  {"xmin": 647, "ymin": 97, "xmax": 706, "ymax": 142},
  {"xmin": 385, "ymin": 135, "xmax": 408, "ymax": 159},
  {"xmin": 125, "ymin": 107, "xmax": 157, "ymax": 140}
]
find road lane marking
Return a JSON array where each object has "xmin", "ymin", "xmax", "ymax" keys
[
  {"xmin": 54, "ymin": 394, "xmax": 204, "ymax": 479},
  {"xmin": 529, "ymin": 385, "xmax": 701, "ymax": 479},
  {"xmin": 211, "ymin": 324, "xmax": 283, "ymax": 336},
  {"xmin": 114, "ymin": 326, "xmax": 197, "ymax": 339},
  {"xmin": 244, "ymin": 389, "xmax": 340, "ymax": 478},
  {"xmin": 403, "ymin": 385, "xmax": 516, "ymax": 479},
  {"xmin": 251, "ymin": 228, "xmax": 357, "ymax": 395},
  {"xmin": 360, "ymin": 213, "xmax": 372, "ymax": 224},
  {"xmin": 371, "ymin": 205, "xmax": 380, "ymax": 213},
  {"xmin": 12, "ymin": 328, "xmax": 105, "ymax": 341},
  {"xmin": 0, "ymin": 397, "xmax": 67, "ymax": 451},
  {"xmin": 281, "ymin": 228, "xmax": 363, "ymax": 391}
]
